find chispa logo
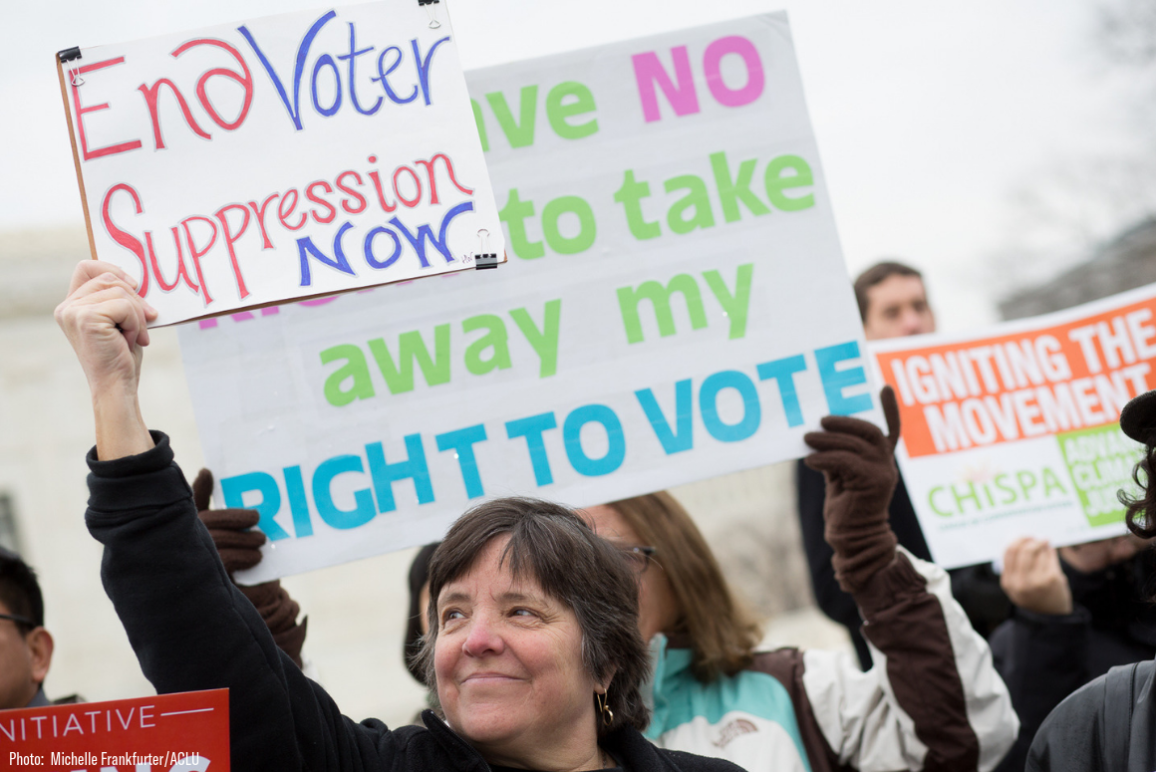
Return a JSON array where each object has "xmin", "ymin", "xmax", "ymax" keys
[{"xmin": 927, "ymin": 462, "xmax": 1069, "ymax": 518}]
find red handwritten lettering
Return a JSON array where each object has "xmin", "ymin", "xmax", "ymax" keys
[
  {"xmin": 277, "ymin": 189, "xmax": 306, "ymax": 230},
  {"xmin": 414, "ymin": 153, "xmax": 473, "ymax": 205},
  {"xmin": 73, "ymin": 58, "xmax": 143, "ymax": 161},
  {"xmin": 138, "ymin": 78, "xmax": 212, "ymax": 150},
  {"xmin": 306, "ymin": 180, "xmax": 337, "ymax": 224},
  {"xmin": 247, "ymin": 193, "xmax": 280, "ymax": 249},
  {"xmin": 145, "ymin": 228, "xmax": 199, "ymax": 293},
  {"xmin": 100, "ymin": 183, "xmax": 149, "ymax": 295},
  {"xmin": 336, "ymin": 171, "xmax": 367, "ymax": 214},
  {"xmin": 215, "ymin": 204, "xmax": 252, "ymax": 299},
  {"xmin": 172, "ymin": 39, "xmax": 254, "ymax": 131},
  {"xmin": 181, "ymin": 216, "xmax": 219, "ymax": 304}
]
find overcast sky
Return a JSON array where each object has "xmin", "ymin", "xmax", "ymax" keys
[{"xmin": 1, "ymin": 0, "xmax": 1144, "ymax": 329}]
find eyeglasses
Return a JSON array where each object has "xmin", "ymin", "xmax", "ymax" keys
[
  {"xmin": 0, "ymin": 612, "xmax": 33, "ymax": 628},
  {"xmin": 617, "ymin": 545, "xmax": 657, "ymax": 574}
]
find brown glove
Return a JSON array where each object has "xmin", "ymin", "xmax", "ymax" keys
[
  {"xmin": 803, "ymin": 386, "xmax": 901, "ymax": 594},
  {"xmin": 193, "ymin": 469, "xmax": 308, "ymax": 668}
]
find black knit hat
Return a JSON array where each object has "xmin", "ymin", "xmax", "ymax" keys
[
  {"xmin": 1120, "ymin": 390, "xmax": 1156, "ymax": 443},
  {"xmin": 403, "ymin": 543, "xmax": 440, "ymax": 684}
]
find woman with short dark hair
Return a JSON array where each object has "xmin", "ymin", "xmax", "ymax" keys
[
  {"xmin": 58, "ymin": 260, "xmax": 742, "ymax": 772},
  {"xmin": 415, "ymin": 496, "xmax": 651, "ymax": 737}
]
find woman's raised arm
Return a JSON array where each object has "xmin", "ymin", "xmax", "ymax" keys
[{"xmin": 55, "ymin": 260, "xmax": 157, "ymax": 459}]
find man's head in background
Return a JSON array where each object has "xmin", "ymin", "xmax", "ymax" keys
[
  {"xmin": 0, "ymin": 547, "xmax": 53, "ymax": 709},
  {"xmin": 855, "ymin": 261, "xmax": 937, "ymax": 340}
]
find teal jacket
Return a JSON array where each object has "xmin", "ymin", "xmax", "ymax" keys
[{"xmin": 646, "ymin": 636, "xmax": 812, "ymax": 771}]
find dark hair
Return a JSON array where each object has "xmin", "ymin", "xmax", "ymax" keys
[
  {"xmin": 417, "ymin": 497, "xmax": 649, "ymax": 735},
  {"xmin": 853, "ymin": 261, "xmax": 924, "ymax": 322},
  {"xmin": 1121, "ymin": 444, "xmax": 1156, "ymax": 539},
  {"xmin": 403, "ymin": 543, "xmax": 440, "ymax": 684},
  {"xmin": 0, "ymin": 547, "xmax": 43, "ymax": 634},
  {"xmin": 605, "ymin": 492, "xmax": 762, "ymax": 682}
]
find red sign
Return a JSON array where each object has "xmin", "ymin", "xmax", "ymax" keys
[{"xmin": 0, "ymin": 689, "xmax": 229, "ymax": 771}]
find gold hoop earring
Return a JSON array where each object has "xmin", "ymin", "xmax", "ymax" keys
[{"xmin": 596, "ymin": 691, "xmax": 614, "ymax": 727}]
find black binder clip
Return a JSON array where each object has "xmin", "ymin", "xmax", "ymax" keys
[
  {"xmin": 473, "ymin": 229, "xmax": 498, "ymax": 270},
  {"xmin": 59, "ymin": 47, "xmax": 85, "ymax": 86},
  {"xmin": 419, "ymin": 0, "xmax": 441, "ymax": 28}
]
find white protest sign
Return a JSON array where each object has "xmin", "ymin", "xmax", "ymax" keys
[
  {"xmin": 58, "ymin": 1, "xmax": 502, "ymax": 326},
  {"xmin": 180, "ymin": 13, "xmax": 883, "ymax": 582},
  {"xmin": 869, "ymin": 285, "xmax": 1156, "ymax": 569}
]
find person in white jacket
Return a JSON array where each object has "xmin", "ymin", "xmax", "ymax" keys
[{"xmin": 582, "ymin": 386, "xmax": 1018, "ymax": 772}]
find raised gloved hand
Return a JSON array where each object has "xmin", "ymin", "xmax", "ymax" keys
[
  {"xmin": 803, "ymin": 386, "xmax": 901, "ymax": 594},
  {"xmin": 193, "ymin": 469, "xmax": 308, "ymax": 668},
  {"xmin": 192, "ymin": 470, "xmax": 266, "ymax": 573}
]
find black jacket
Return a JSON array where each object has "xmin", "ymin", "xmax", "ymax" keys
[
  {"xmin": 1026, "ymin": 659, "xmax": 1156, "ymax": 771},
  {"xmin": 85, "ymin": 433, "xmax": 742, "ymax": 772},
  {"xmin": 992, "ymin": 553, "xmax": 1156, "ymax": 771}
]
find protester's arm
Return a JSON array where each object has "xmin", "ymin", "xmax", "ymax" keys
[
  {"xmin": 793, "ymin": 388, "xmax": 1018, "ymax": 772},
  {"xmin": 761, "ymin": 551, "xmax": 1019, "ymax": 772},
  {"xmin": 796, "ymin": 461, "xmax": 866, "ymax": 638},
  {"xmin": 54, "ymin": 261, "xmax": 156, "ymax": 460},
  {"xmin": 59, "ymin": 262, "xmax": 387, "ymax": 769}
]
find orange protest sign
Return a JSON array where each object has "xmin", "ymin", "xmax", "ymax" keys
[
  {"xmin": 876, "ymin": 296, "xmax": 1156, "ymax": 459},
  {"xmin": 868, "ymin": 285, "xmax": 1155, "ymax": 568}
]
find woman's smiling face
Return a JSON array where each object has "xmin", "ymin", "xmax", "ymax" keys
[{"xmin": 433, "ymin": 536, "xmax": 602, "ymax": 762}]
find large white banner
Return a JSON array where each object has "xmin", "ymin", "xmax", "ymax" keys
[
  {"xmin": 60, "ymin": 1, "xmax": 502, "ymax": 326},
  {"xmin": 869, "ymin": 285, "xmax": 1155, "ymax": 569},
  {"xmin": 180, "ymin": 13, "xmax": 883, "ymax": 582}
]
